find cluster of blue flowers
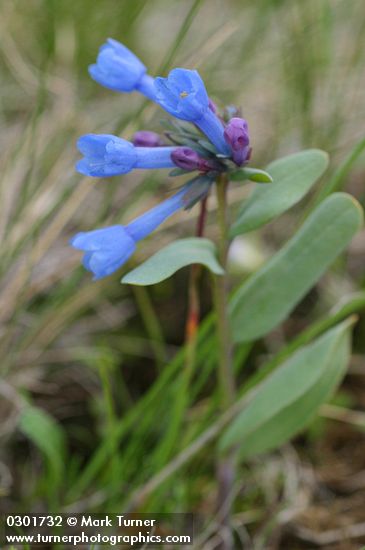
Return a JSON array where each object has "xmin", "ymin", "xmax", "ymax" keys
[{"xmin": 71, "ymin": 38, "xmax": 251, "ymax": 280}]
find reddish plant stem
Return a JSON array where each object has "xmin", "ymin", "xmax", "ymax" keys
[{"xmin": 185, "ymin": 196, "xmax": 208, "ymax": 341}]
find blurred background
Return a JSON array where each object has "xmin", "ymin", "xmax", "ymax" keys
[{"xmin": 1, "ymin": 1, "xmax": 365, "ymax": 548}]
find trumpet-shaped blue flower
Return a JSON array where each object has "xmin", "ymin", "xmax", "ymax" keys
[
  {"xmin": 154, "ymin": 68, "xmax": 230, "ymax": 156},
  {"xmin": 88, "ymin": 38, "xmax": 156, "ymax": 100},
  {"xmin": 71, "ymin": 226, "xmax": 136, "ymax": 279},
  {"xmin": 76, "ymin": 134, "xmax": 177, "ymax": 177},
  {"xmin": 71, "ymin": 186, "xmax": 189, "ymax": 279}
]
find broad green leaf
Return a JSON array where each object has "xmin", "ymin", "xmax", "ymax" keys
[
  {"xmin": 220, "ymin": 319, "xmax": 353, "ymax": 457},
  {"xmin": 230, "ymin": 149, "xmax": 329, "ymax": 236},
  {"xmin": 122, "ymin": 238, "xmax": 224, "ymax": 286},
  {"xmin": 230, "ymin": 167, "xmax": 273, "ymax": 183},
  {"xmin": 19, "ymin": 406, "xmax": 66, "ymax": 483},
  {"xmin": 242, "ymin": 291, "xmax": 365, "ymax": 393},
  {"xmin": 229, "ymin": 193, "xmax": 363, "ymax": 343}
]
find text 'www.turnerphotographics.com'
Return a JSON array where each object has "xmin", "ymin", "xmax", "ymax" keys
[{"xmin": 1, "ymin": 513, "xmax": 194, "ymax": 547}]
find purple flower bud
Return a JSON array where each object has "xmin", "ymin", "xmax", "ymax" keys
[
  {"xmin": 171, "ymin": 147, "xmax": 201, "ymax": 171},
  {"xmin": 132, "ymin": 130, "xmax": 165, "ymax": 147},
  {"xmin": 224, "ymin": 117, "xmax": 250, "ymax": 166},
  {"xmin": 171, "ymin": 147, "xmax": 221, "ymax": 173}
]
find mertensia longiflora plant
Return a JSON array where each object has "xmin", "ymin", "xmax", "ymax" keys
[{"xmin": 70, "ymin": 38, "xmax": 364, "ymax": 537}]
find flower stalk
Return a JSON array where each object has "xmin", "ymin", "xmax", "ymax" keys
[
  {"xmin": 214, "ymin": 174, "xmax": 236, "ymax": 548},
  {"xmin": 214, "ymin": 175, "xmax": 235, "ymax": 407}
]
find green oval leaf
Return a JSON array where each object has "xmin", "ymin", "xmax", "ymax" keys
[
  {"xmin": 230, "ymin": 167, "xmax": 273, "ymax": 183},
  {"xmin": 122, "ymin": 238, "xmax": 224, "ymax": 286},
  {"xmin": 220, "ymin": 319, "xmax": 353, "ymax": 457},
  {"xmin": 230, "ymin": 149, "xmax": 329, "ymax": 236},
  {"xmin": 229, "ymin": 193, "xmax": 363, "ymax": 343}
]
